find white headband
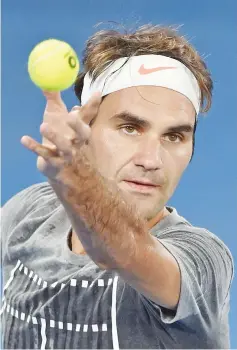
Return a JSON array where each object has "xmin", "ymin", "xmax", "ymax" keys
[{"xmin": 81, "ymin": 55, "xmax": 201, "ymax": 114}]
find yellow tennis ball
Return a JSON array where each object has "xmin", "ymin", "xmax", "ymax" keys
[{"xmin": 28, "ymin": 39, "xmax": 80, "ymax": 91}]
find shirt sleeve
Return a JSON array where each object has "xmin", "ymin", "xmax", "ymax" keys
[
  {"xmin": 141, "ymin": 227, "xmax": 234, "ymax": 325},
  {"xmin": 1, "ymin": 182, "xmax": 56, "ymax": 257}
]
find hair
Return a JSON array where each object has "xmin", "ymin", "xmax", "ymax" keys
[
  {"xmin": 74, "ymin": 23, "xmax": 213, "ymax": 113},
  {"xmin": 74, "ymin": 23, "xmax": 213, "ymax": 161}
]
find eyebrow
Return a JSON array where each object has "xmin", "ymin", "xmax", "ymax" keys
[{"xmin": 110, "ymin": 111, "xmax": 194, "ymax": 134}]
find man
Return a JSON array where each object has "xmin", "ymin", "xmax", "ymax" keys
[{"xmin": 1, "ymin": 25, "xmax": 234, "ymax": 349}]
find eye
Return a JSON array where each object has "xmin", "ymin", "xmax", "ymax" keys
[
  {"xmin": 163, "ymin": 133, "xmax": 183, "ymax": 143},
  {"xmin": 120, "ymin": 125, "xmax": 140, "ymax": 135}
]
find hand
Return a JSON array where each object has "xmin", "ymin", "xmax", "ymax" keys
[{"xmin": 21, "ymin": 91, "xmax": 101, "ymax": 181}]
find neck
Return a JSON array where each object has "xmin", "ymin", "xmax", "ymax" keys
[{"xmin": 146, "ymin": 207, "xmax": 170, "ymax": 229}]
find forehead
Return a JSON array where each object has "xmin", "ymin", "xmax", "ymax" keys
[{"xmin": 99, "ymin": 86, "xmax": 196, "ymax": 125}]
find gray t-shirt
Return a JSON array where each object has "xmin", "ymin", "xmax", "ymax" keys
[{"xmin": 1, "ymin": 182, "xmax": 233, "ymax": 349}]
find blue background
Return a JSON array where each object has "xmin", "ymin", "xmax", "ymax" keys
[{"xmin": 2, "ymin": 0, "xmax": 237, "ymax": 347}]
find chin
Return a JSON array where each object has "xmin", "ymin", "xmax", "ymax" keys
[
  {"xmin": 132, "ymin": 203, "xmax": 162, "ymax": 220},
  {"xmin": 118, "ymin": 186, "xmax": 165, "ymax": 215}
]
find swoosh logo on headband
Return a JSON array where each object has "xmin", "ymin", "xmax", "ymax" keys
[{"xmin": 138, "ymin": 64, "xmax": 177, "ymax": 75}]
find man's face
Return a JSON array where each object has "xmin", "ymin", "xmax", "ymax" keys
[{"xmin": 89, "ymin": 86, "xmax": 196, "ymax": 220}]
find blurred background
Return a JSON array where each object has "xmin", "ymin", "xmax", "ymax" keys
[{"xmin": 1, "ymin": 0, "xmax": 237, "ymax": 347}]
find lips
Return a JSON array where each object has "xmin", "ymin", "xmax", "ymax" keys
[
  {"xmin": 123, "ymin": 180, "xmax": 159, "ymax": 194},
  {"xmin": 124, "ymin": 179, "xmax": 158, "ymax": 187}
]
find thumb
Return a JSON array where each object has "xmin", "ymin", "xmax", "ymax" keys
[{"xmin": 43, "ymin": 91, "xmax": 68, "ymax": 113}]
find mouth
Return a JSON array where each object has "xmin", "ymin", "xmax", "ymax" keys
[{"xmin": 123, "ymin": 180, "xmax": 160, "ymax": 193}]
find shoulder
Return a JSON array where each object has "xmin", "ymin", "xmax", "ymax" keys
[
  {"xmin": 2, "ymin": 181, "xmax": 58, "ymax": 218},
  {"xmin": 1, "ymin": 182, "xmax": 60, "ymax": 247},
  {"xmin": 155, "ymin": 208, "xmax": 233, "ymax": 266},
  {"xmin": 167, "ymin": 222, "xmax": 233, "ymax": 267}
]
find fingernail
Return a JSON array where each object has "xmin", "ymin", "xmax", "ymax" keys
[
  {"xmin": 71, "ymin": 105, "xmax": 80, "ymax": 112},
  {"xmin": 21, "ymin": 136, "xmax": 30, "ymax": 147}
]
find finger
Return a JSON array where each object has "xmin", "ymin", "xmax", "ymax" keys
[
  {"xmin": 40, "ymin": 123, "xmax": 80, "ymax": 155},
  {"xmin": 21, "ymin": 136, "xmax": 57, "ymax": 160},
  {"xmin": 43, "ymin": 91, "xmax": 68, "ymax": 113},
  {"xmin": 70, "ymin": 105, "xmax": 81, "ymax": 112},
  {"xmin": 67, "ymin": 113, "xmax": 91, "ymax": 141},
  {"xmin": 80, "ymin": 91, "xmax": 101, "ymax": 124}
]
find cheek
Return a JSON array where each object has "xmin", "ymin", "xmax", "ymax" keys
[
  {"xmin": 164, "ymin": 145, "xmax": 192, "ymax": 185},
  {"xmin": 91, "ymin": 128, "xmax": 123, "ymax": 157},
  {"xmin": 90, "ymin": 128, "xmax": 130, "ymax": 178},
  {"xmin": 175, "ymin": 144, "xmax": 193, "ymax": 170}
]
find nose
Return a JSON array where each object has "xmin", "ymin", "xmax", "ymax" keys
[{"xmin": 133, "ymin": 138, "xmax": 164, "ymax": 171}]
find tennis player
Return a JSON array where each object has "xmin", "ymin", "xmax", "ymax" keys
[{"xmin": 1, "ymin": 24, "xmax": 234, "ymax": 349}]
